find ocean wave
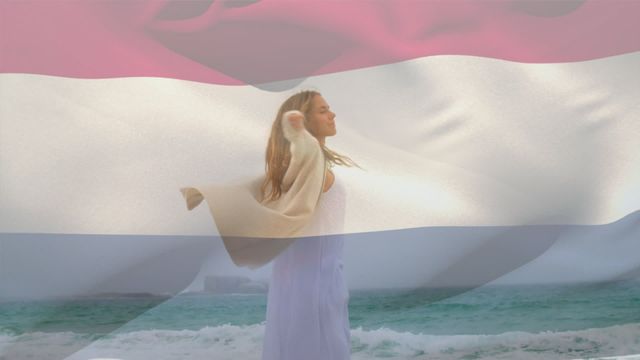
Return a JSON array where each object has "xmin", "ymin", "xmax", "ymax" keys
[
  {"xmin": 1, "ymin": 322, "xmax": 639, "ymax": 360},
  {"xmin": 348, "ymin": 322, "xmax": 640, "ymax": 359}
]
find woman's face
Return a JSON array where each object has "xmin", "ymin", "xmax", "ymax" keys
[{"xmin": 305, "ymin": 95, "xmax": 337, "ymax": 138}]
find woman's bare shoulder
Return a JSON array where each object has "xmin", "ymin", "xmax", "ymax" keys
[{"xmin": 322, "ymin": 169, "xmax": 335, "ymax": 193}]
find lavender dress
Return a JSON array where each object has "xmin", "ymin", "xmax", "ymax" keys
[{"xmin": 261, "ymin": 172, "xmax": 350, "ymax": 360}]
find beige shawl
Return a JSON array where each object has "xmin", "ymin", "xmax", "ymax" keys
[{"xmin": 179, "ymin": 110, "xmax": 328, "ymax": 269}]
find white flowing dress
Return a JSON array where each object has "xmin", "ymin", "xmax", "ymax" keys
[{"xmin": 261, "ymin": 172, "xmax": 351, "ymax": 360}]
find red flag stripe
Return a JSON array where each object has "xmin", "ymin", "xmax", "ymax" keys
[{"xmin": 1, "ymin": 0, "xmax": 639, "ymax": 85}]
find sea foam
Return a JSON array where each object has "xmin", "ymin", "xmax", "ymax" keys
[{"xmin": 1, "ymin": 322, "xmax": 639, "ymax": 360}]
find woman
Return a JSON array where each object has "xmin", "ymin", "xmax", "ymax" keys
[{"xmin": 260, "ymin": 90, "xmax": 359, "ymax": 360}]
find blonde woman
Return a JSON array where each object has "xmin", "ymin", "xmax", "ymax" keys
[{"xmin": 260, "ymin": 90, "xmax": 359, "ymax": 360}]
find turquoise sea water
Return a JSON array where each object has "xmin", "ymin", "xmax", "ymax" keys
[{"xmin": 2, "ymin": 279, "xmax": 640, "ymax": 359}]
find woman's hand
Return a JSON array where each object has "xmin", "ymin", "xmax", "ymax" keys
[
  {"xmin": 287, "ymin": 112, "xmax": 304, "ymax": 130},
  {"xmin": 281, "ymin": 110, "xmax": 306, "ymax": 142}
]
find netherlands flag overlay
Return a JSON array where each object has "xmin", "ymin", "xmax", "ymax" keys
[{"xmin": 1, "ymin": 1, "xmax": 639, "ymax": 359}]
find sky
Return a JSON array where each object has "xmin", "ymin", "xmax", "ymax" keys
[{"xmin": 2, "ymin": 210, "xmax": 640, "ymax": 299}]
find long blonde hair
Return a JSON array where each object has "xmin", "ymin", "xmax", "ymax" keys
[{"xmin": 260, "ymin": 90, "xmax": 361, "ymax": 202}]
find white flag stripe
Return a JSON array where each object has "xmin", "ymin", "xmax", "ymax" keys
[{"xmin": 1, "ymin": 52, "xmax": 639, "ymax": 236}]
